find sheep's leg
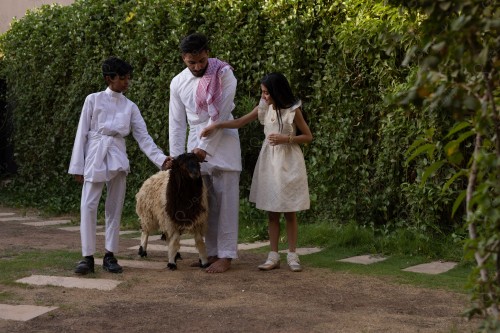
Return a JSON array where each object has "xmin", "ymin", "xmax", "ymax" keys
[
  {"xmin": 138, "ymin": 231, "xmax": 149, "ymax": 257},
  {"xmin": 194, "ymin": 232, "xmax": 209, "ymax": 268},
  {"xmin": 167, "ymin": 233, "xmax": 181, "ymax": 270}
]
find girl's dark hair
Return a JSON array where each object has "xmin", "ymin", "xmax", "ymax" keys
[
  {"xmin": 102, "ymin": 57, "xmax": 133, "ymax": 78},
  {"xmin": 180, "ymin": 33, "xmax": 209, "ymax": 55},
  {"xmin": 261, "ymin": 72, "xmax": 301, "ymax": 133},
  {"xmin": 260, "ymin": 73, "xmax": 298, "ymax": 110}
]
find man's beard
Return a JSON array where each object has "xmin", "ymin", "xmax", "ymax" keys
[{"xmin": 191, "ymin": 66, "xmax": 207, "ymax": 77}]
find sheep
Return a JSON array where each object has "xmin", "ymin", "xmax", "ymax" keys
[{"xmin": 135, "ymin": 152, "xmax": 209, "ymax": 270}]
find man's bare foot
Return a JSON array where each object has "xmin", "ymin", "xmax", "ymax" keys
[
  {"xmin": 205, "ymin": 258, "xmax": 231, "ymax": 273},
  {"xmin": 190, "ymin": 256, "xmax": 218, "ymax": 267}
]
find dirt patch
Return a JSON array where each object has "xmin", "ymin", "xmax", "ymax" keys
[{"xmin": 0, "ymin": 205, "xmax": 477, "ymax": 333}]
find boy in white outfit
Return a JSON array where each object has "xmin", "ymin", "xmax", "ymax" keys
[{"xmin": 68, "ymin": 57, "xmax": 168, "ymax": 274}]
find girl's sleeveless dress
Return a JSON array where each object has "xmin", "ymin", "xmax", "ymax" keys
[{"xmin": 249, "ymin": 100, "xmax": 310, "ymax": 212}]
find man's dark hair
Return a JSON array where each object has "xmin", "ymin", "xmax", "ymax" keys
[
  {"xmin": 102, "ymin": 57, "xmax": 133, "ymax": 79},
  {"xmin": 180, "ymin": 33, "xmax": 209, "ymax": 55}
]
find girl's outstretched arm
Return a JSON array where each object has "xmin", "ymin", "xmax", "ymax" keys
[{"xmin": 200, "ymin": 106, "xmax": 259, "ymax": 137}]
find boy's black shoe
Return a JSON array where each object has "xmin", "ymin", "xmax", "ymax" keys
[
  {"xmin": 103, "ymin": 253, "xmax": 123, "ymax": 273},
  {"xmin": 75, "ymin": 256, "xmax": 94, "ymax": 275}
]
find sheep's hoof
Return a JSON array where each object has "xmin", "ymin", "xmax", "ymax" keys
[
  {"xmin": 138, "ymin": 246, "xmax": 147, "ymax": 258},
  {"xmin": 175, "ymin": 252, "xmax": 182, "ymax": 262},
  {"xmin": 200, "ymin": 262, "xmax": 210, "ymax": 268},
  {"xmin": 167, "ymin": 263, "xmax": 177, "ymax": 270}
]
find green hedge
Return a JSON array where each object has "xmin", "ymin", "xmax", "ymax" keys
[{"xmin": 0, "ymin": 0, "xmax": 464, "ymax": 231}]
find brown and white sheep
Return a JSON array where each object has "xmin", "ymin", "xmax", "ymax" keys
[{"xmin": 135, "ymin": 153, "xmax": 209, "ymax": 270}]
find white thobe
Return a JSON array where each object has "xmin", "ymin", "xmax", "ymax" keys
[
  {"xmin": 169, "ymin": 65, "xmax": 241, "ymax": 259},
  {"xmin": 69, "ymin": 87, "xmax": 167, "ymax": 256}
]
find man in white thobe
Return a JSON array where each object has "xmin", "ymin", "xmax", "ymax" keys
[{"xmin": 169, "ymin": 33, "xmax": 241, "ymax": 273}]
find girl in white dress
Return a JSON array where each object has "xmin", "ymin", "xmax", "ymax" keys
[{"xmin": 200, "ymin": 73, "xmax": 312, "ymax": 272}]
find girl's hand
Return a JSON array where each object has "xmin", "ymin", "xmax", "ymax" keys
[
  {"xmin": 200, "ymin": 124, "xmax": 217, "ymax": 137},
  {"xmin": 267, "ymin": 133, "xmax": 287, "ymax": 146}
]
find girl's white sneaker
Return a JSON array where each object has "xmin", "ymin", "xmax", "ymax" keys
[
  {"xmin": 287, "ymin": 252, "xmax": 303, "ymax": 272},
  {"xmin": 258, "ymin": 251, "xmax": 280, "ymax": 270}
]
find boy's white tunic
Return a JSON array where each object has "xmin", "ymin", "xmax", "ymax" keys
[
  {"xmin": 169, "ymin": 65, "xmax": 241, "ymax": 259},
  {"xmin": 69, "ymin": 87, "xmax": 166, "ymax": 256},
  {"xmin": 69, "ymin": 88, "xmax": 166, "ymax": 180}
]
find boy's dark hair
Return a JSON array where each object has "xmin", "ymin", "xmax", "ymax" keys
[
  {"xmin": 102, "ymin": 57, "xmax": 133, "ymax": 79},
  {"xmin": 261, "ymin": 72, "xmax": 298, "ymax": 110},
  {"xmin": 180, "ymin": 33, "xmax": 209, "ymax": 55}
]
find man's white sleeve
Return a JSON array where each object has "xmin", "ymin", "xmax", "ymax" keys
[{"xmin": 169, "ymin": 80, "xmax": 188, "ymax": 157}]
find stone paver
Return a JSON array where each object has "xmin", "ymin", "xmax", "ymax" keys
[
  {"xmin": 22, "ymin": 219, "xmax": 72, "ymax": 227},
  {"xmin": 0, "ymin": 304, "xmax": 58, "ymax": 321},
  {"xmin": 403, "ymin": 261, "xmax": 457, "ymax": 275},
  {"xmin": 279, "ymin": 247, "xmax": 323, "ymax": 255},
  {"xmin": 96, "ymin": 230, "xmax": 138, "ymax": 236},
  {"xmin": 58, "ymin": 225, "xmax": 104, "ymax": 232},
  {"xmin": 16, "ymin": 275, "xmax": 122, "ymax": 291},
  {"xmin": 96, "ymin": 258, "xmax": 167, "ymax": 270},
  {"xmin": 0, "ymin": 216, "xmax": 36, "ymax": 222},
  {"xmin": 0, "ymin": 212, "xmax": 15, "ymax": 217},
  {"xmin": 128, "ymin": 244, "xmax": 199, "ymax": 253},
  {"xmin": 238, "ymin": 241, "xmax": 269, "ymax": 250},
  {"xmin": 338, "ymin": 254, "xmax": 387, "ymax": 265},
  {"xmin": 133, "ymin": 234, "xmax": 162, "ymax": 241}
]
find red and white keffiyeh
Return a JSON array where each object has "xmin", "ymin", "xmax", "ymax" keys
[{"xmin": 195, "ymin": 58, "xmax": 233, "ymax": 121}]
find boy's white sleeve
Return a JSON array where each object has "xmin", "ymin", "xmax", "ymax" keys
[
  {"xmin": 68, "ymin": 95, "xmax": 92, "ymax": 175},
  {"xmin": 131, "ymin": 105, "xmax": 167, "ymax": 169},
  {"xmin": 169, "ymin": 80, "xmax": 188, "ymax": 157},
  {"xmin": 197, "ymin": 68, "xmax": 237, "ymax": 156}
]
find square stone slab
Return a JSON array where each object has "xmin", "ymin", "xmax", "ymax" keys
[
  {"xmin": 128, "ymin": 244, "xmax": 199, "ymax": 253},
  {"xmin": 0, "ymin": 212, "xmax": 15, "ymax": 217},
  {"xmin": 279, "ymin": 247, "xmax": 323, "ymax": 255},
  {"xmin": 0, "ymin": 216, "xmax": 36, "ymax": 222},
  {"xmin": 58, "ymin": 225, "xmax": 104, "ymax": 232},
  {"xmin": 96, "ymin": 230, "xmax": 138, "ymax": 236},
  {"xmin": 238, "ymin": 241, "xmax": 269, "ymax": 250},
  {"xmin": 0, "ymin": 304, "xmax": 58, "ymax": 321},
  {"xmin": 132, "ymin": 234, "xmax": 162, "ymax": 241},
  {"xmin": 403, "ymin": 261, "xmax": 457, "ymax": 275},
  {"xmin": 16, "ymin": 275, "xmax": 122, "ymax": 291},
  {"xmin": 96, "ymin": 258, "xmax": 166, "ymax": 270},
  {"xmin": 131, "ymin": 237, "xmax": 199, "ymax": 246},
  {"xmin": 338, "ymin": 255, "xmax": 387, "ymax": 265},
  {"xmin": 22, "ymin": 219, "xmax": 72, "ymax": 227}
]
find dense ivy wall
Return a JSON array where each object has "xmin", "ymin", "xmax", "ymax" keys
[{"xmin": 0, "ymin": 0, "xmax": 463, "ymax": 231}]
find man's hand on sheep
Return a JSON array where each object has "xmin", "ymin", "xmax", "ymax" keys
[{"xmin": 192, "ymin": 148, "xmax": 207, "ymax": 162}]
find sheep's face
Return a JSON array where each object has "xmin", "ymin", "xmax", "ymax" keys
[{"xmin": 175, "ymin": 153, "xmax": 201, "ymax": 180}]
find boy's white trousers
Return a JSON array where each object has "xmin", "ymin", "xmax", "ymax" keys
[
  {"xmin": 80, "ymin": 172, "xmax": 126, "ymax": 257},
  {"xmin": 203, "ymin": 171, "xmax": 240, "ymax": 259}
]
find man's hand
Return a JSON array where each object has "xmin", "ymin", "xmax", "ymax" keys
[
  {"xmin": 192, "ymin": 148, "xmax": 207, "ymax": 162},
  {"xmin": 74, "ymin": 175, "xmax": 84, "ymax": 184}
]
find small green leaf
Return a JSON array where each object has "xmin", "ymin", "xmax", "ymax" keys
[
  {"xmin": 451, "ymin": 190, "xmax": 466, "ymax": 218},
  {"xmin": 421, "ymin": 160, "xmax": 445, "ymax": 186}
]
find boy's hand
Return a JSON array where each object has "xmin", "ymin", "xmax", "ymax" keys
[
  {"xmin": 74, "ymin": 175, "xmax": 84, "ymax": 184},
  {"xmin": 162, "ymin": 156, "xmax": 173, "ymax": 170}
]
